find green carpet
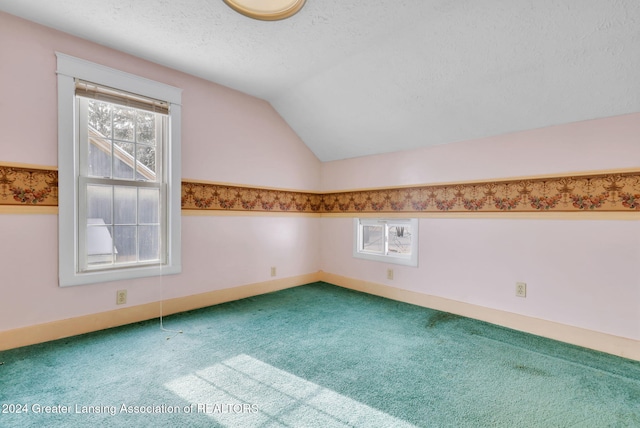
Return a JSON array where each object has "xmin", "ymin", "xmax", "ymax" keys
[{"xmin": 1, "ymin": 282, "xmax": 639, "ymax": 427}]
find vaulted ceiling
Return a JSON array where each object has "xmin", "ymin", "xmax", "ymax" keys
[{"xmin": 1, "ymin": 0, "xmax": 638, "ymax": 161}]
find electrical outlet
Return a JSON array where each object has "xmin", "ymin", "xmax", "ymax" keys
[
  {"xmin": 116, "ymin": 289, "xmax": 127, "ymax": 305},
  {"xmin": 515, "ymin": 282, "xmax": 527, "ymax": 298},
  {"xmin": 387, "ymin": 268, "xmax": 394, "ymax": 280},
  {"xmin": 271, "ymin": 267, "xmax": 277, "ymax": 277}
]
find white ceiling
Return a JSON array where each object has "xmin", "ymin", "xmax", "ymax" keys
[{"xmin": 1, "ymin": 0, "xmax": 639, "ymax": 161}]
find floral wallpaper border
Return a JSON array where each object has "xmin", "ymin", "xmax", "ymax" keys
[
  {"xmin": 182, "ymin": 182, "xmax": 322, "ymax": 213},
  {"xmin": 2, "ymin": 164, "xmax": 640, "ymax": 214},
  {"xmin": 0, "ymin": 165, "xmax": 58, "ymax": 206},
  {"xmin": 318, "ymin": 172, "xmax": 640, "ymax": 213},
  {"xmin": 181, "ymin": 171, "xmax": 640, "ymax": 213}
]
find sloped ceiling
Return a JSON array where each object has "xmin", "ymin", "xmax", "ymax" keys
[{"xmin": 1, "ymin": 0, "xmax": 638, "ymax": 161}]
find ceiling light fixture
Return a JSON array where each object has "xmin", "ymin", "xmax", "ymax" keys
[{"xmin": 223, "ymin": 0, "xmax": 306, "ymax": 21}]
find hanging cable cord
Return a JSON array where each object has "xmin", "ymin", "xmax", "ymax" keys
[{"xmin": 158, "ymin": 257, "xmax": 183, "ymax": 339}]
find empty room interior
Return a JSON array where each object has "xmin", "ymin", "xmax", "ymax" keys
[{"xmin": 0, "ymin": 1, "xmax": 639, "ymax": 427}]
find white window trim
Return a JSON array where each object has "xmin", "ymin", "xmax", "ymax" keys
[
  {"xmin": 353, "ymin": 218, "xmax": 419, "ymax": 267},
  {"xmin": 57, "ymin": 53, "xmax": 182, "ymax": 286}
]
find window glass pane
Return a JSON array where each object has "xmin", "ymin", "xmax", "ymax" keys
[
  {"xmin": 113, "ymin": 107, "xmax": 136, "ymax": 141},
  {"xmin": 388, "ymin": 225, "xmax": 412, "ymax": 255},
  {"xmin": 87, "ymin": 136, "xmax": 112, "ymax": 178},
  {"xmin": 139, "ymin": 188, "xmax": 160, "ymax": 224},
  {"xmin": 113, "ymin": 141, "xmax": 135, "ymax": 180},
  {"xmin": 136, "ymin": 145, "xmax": 157, "ymax": 181},
  {"xmin": 86, "ymin": 221, "xmax": 114, "ymax": 266},
  {"xmin": 139, "ymin": 225, "xmax": 160, "ymax": 261},
  {"xmin": 114, "ymin": 186, "xmax": 137, "ymax": 225},
  {"xmin": 114, "ymin": 226, "xmax": 137, "ymax": 263},
  {"xmin": 59, "ymin": 56, "xmax": 181, "ymax": 285},
  {"xmin": 361, "ymin": 224, "xmax": 384, "ymax": 253},
  {"xmin": 87, "ymin": 100, "xmax": 112, "ymax": 138},
  {"xmin": 87, "ymin": 184, "xmax": 112, "ymax": 225},
  {"xmin": 136, "ymin": 112, "xmax": 156, "ymax": 145}
]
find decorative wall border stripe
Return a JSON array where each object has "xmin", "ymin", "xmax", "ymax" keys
[
  {"xmin": 0, "ymin": 165, "xmax": 58, "ymax": 207},
  {"xmin": 2, "ymin": 163, "xmax": 640, "ymax": 215},
  {"xmin": 319, "ymin": 171, "xmax": 640, "ymax": 214},
  {"xmin": 182, "ymin": 181, "xmax": 322, "ymax": 213}
]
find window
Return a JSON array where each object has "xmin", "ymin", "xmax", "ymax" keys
[
  {"xmin": 57, "ymin": 53, "xmax": 182, "ymax": 286},
  {"xmin": 353, "ymin": 218, "xmax": 419, "ymax": 266}
]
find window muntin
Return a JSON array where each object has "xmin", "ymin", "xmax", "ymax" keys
[
  {"xmin": 354, "ymin": 218, "xmax": 419, "ymax": 267},
  {"xmin": 57, "ymin": 53, "xmax": 182, "ymax": 287},
  {"xmin": 78, "ymin": 97, "xmax": 166, "ymax": 272}
]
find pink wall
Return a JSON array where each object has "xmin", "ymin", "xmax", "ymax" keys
[
  {"xmin": 0, "ymin": 215, "xmax": 319, "ymax": 330},
  {"xmin": 1, "ymin": 11, "xmax": 638, "ymax": 344},
  {"xmin": 319, "ymin": 117, "xmax": 640, "ymax": 341},
  {"xmin": 0, "ymin": 12, "xmax": 321, "ymax": 331},
  {"xmin": 0, "ymin": 12, "xmax": 320, "ymax": 190},
  {"xmin": 320, "ymin": 217, "xmax": 640, "ymax": 340},
  {"xmin": 321, "ymin": 113, "xmax": 640, "ymax": 190}
]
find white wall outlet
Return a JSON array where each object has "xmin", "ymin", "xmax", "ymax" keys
[
  {"xmin": 271, "ymin": 267, "xmax": 277, "ymax": 277},
  {"xmin": 387, "ymin": 268, "xmax": 394, "ymax": 280},
  {"xmin": 116, "ymin": 289, "xmax": 127, "ymax": 305},
  {"xmin": 516, "ymin": 282, "xmax": 527, "ymax": 298}
]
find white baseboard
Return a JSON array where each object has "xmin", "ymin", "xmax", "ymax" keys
[
  {"xmin": 319, "ymin": 272, "xmax": 640, "ymax": 361},
  {"xmin": 2, "ymin": 270, "xmax": 637, "ymax": 362},
  {"xmin": 0, "ymin": 272, "xmax": 322, "ymax": 351}
]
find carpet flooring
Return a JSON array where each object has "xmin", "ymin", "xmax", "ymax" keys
[{"xmin": 1, "ymin": 282, "xmax": 639, "ymax": 427}]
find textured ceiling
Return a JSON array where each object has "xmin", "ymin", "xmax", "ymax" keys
[{"xmin": 1, "ymin": 0, "xmax": 639, "ymax": 161}]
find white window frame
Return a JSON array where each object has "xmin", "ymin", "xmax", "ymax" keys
[
  {"xmin": 353, "ymin": 218, "xmax": 419, "ymax": 267},
  {"xmin": 57, "ymin": 53, "xmax": 182, "ymax": 286}
]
